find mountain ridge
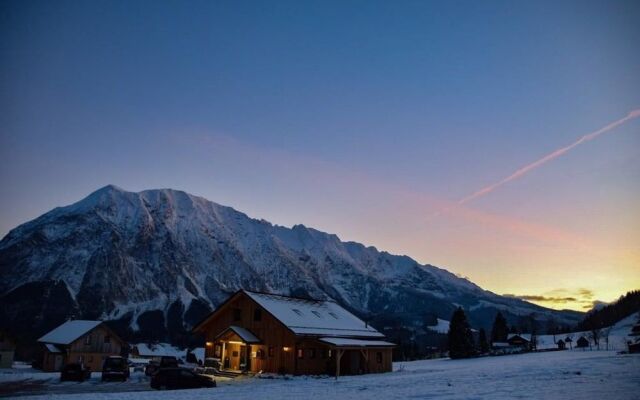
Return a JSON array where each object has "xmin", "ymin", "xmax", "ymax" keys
[{"xmin": 0, "ymin": 185, "xmax": 582, "ymax": 346}]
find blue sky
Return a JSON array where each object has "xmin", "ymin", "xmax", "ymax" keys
[{"xmin": 1, "ymin": 0, "xmax": 639, "ymax": 309}]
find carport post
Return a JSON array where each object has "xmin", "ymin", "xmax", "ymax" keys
[{"xmin": 335, "ymin": 348, "xmax": 344, "ymax": 380}]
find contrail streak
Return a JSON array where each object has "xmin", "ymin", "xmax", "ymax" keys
[{"xmin": 458, "ymin": 109, "xmax": 640, "ymax": 205}]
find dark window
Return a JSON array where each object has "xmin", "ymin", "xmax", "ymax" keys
[
  {"xmin": 296, "ymin": 349, "xmax": 303, "ymax": 359},
  {"xmin": 307, "ymin": 348, "xmax": 316, "ymax": 359},
  {"xmin": 104, "ymin": 335, "xmax": 111, "ymax": 344},
  {"xmin": 232, "ymin": 351, "xmax": 239, "ymax": 357},
  {"xmin": 233, "ymin": 308, "xmax": 242, "ymax": 321},
  {"xmin": 84, "ymin": 335, "xmax": 92, "ymax": 345},
  {"xmin": 254, "ymin": 308, "xmax": 262, "ymax": 321},
  {"xmin": 376, "ymin": 352, "xmax": 382, "ymax": 363},
  {"xmin": 257, "ymin": 349, "xmax": 265, "ymax": 359},
  {"xmin": 268, "ymin": 347, "xmax": 275, "ymax": 357}
]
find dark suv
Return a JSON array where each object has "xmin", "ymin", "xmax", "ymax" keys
[
  {"xmin": 145, "ymin": 356, "xmax": 179, "ymax": 376},
  {"xmin": 150, "ymin": 368, "xmax": 216, "ymax": 390},
  {"xmin": 101, "ymin": 356, "xmax": 130, "ymax": 381},
  {"xmin": 60, "ymin": 363, "xmax": 92, "ymax": 382}
]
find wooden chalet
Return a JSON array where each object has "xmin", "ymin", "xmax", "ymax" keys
[
  {"xmin": 575, "ymin": 336, "xmax": 589, "ymax": 349},
  {"xmin": 507, "ymin": 333, "xmax": 532, "ymax": 350},
  {"xmin": 193, "ymin": 290, "xmax": 395, "ymax": 377},
  {"xmin": 38, "ymin": 320, "xmax": 126, "ymax": 372}
]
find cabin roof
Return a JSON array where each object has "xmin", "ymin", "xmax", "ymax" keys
[
  {"xmin": 244, "ymin": 290, "xmax": 384, "ymax": 338},
  {"xmin": 133, "ymin": 343, "xmax": 184, "ymax": 358},
  {"xmin": 38, "ymin": 320, "xmax": 102, "ymax": 345},
  {"xmin": 507, "ymin": 333, "xmax": 532, "ymax": 342},
  {"xmin": 216, "ymin": 325, "xmax": 261, "ymax": 343},
  {"xmin": 318, "ymin": 337, "xmax": 395, "ymax": 347}
]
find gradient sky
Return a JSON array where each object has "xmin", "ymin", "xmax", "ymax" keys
[{"xmin": 2, "ymin": 0, "xmax": 639, "ymax": 311}]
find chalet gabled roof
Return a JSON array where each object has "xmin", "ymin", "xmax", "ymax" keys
[
  {"xmin": 215, "ymin": 325, "xmax": 261, "ymax": 344},
  {"xmin": 243, "ymin": 290, "xmax": 384, "ymax": 338},
  {"xmin": 38, "ymin": 320, "xmax": 103, "ymax": 345}
]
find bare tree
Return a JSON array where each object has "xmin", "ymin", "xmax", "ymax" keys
[
  {"xmin": 600, "ymin": 327, "xmax": 612, "ymax": 351},
  {"xmin": 565, "ymin": 333, "xmax": 574, "ymax": 350},
  {"xmin": 588, "ymin": 328, "xmax": 602, "ymax": 350}
]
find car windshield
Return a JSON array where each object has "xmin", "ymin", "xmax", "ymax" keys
[{"xmin": 105, "ymin": 358, "xmax": 124, "ymax": 368}]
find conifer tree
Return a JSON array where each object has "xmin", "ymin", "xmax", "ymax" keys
[
  {"xmin": 447, "ymin": 307, "xmax": 475, "ymax": 359},
  {"xmin": 491, "ymin": 312, "xmax": 508, "ymax": 344},
  {"xmin": 479, "ymin": 328, "xmax": 490, "ymax": 353}
]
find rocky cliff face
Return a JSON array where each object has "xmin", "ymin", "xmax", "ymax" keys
[{"xmin": 0, "ymin": 185, "xmax": 581, "ymax": 344}]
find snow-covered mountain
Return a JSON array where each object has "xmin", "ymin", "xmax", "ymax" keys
[{"xmin": 0, "ymin": 185, "xmax": 582, "ymax": 343}]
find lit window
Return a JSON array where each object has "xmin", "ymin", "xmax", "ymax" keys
[{"xmin": 297, "ymin": 348, "xmax": 304, "ymax": 359}]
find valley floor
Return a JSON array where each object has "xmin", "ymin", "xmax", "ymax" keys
[{"xmin": 1, "ymin": 350, "xmax": 638, "ymax": 399}]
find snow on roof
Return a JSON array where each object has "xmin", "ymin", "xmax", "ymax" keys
[
  {"xmin": 38, "ymin": 320, "xmax": 102, "ymax": 345},
  {"xmin": 133, "ymin": 343, "xmax": 185, "ymax": 359},
  {"xmin": 44, "ymin": 343, "xmax": 62, "ymax": 353},
  {"xmin": 128, "ymin": 357, "xmax": 151, "ymax": 365},
  {"xmin": 319, "ymin": 337, "xmax": 395, "ymax": 347},
  {"xmin": 244, "ymin": 291, "xmax": 384, "ymax": 338},
  {"xmin": 507, "ymin": 333, "xmax": 532, "ymax": 342},
  {"xmin": 218, "ymin": 325, "xmax": 260, "ymax": 343}
]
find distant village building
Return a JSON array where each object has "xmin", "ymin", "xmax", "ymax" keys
[
  {"xmin": 193, "ymin": 290, "xmax": 395, "ymax": 377},
  {"xmin": 38, "ymin": 320, "xmax": 125, "ymax": 372},
  {"xmin": 0, "ymin": 330, "xmax": 16, "ymax": 368},
  {"xmin": 575, "ymin": 336, "xmax": 589, "ymax": 349},
  {"xmin": 507, "ymin": 334, "xmax": 532, "ymax": 351},
  {"xmin": 556, "ymin": 339, "xmax": 566, "ymax": 350},
  {"xmin": 130, "ymin": 343, "xmax": 185, "ymax": 362}
]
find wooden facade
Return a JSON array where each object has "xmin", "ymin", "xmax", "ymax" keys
[
  {"xmin": 193, "ymin": 291, "xmax": 394, "ymax": 376},
  {"xmin": 40, "ymin": 322, "xmax": 125, "ymax": 372}
]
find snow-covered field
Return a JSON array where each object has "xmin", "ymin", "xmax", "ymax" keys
[{"xmin": 1, "ymin": 350, "xmax": 638, "ymax": 399}]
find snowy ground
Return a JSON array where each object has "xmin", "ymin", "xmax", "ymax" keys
[{"xmin": 1, "ymin": 350, "xmax": 638, "ymax": 399}]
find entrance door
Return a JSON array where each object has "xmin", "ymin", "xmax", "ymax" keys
[
  {"xmin": 54, "ymin": 355, "xmax": 63, "ymax": 371},
  {"xmin": 229, "ymin": 344, "xmax": 242, "ymax": 370}
]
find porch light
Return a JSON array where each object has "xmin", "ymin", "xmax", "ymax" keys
[
  {"xmin": 206, "ymin": 342, "xmax": 213, "ymax": 347},
  {"xmin": 283, "ymin": 346, "xmax": 291, "ymax": 352}
]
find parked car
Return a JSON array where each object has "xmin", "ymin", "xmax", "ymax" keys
[
  {"xmin": 145, "ymin": 356, "xmax": 179, "ymax": 376},
  {"xmin": 60, "ymin": 363, "xmax": 92, "ymax": 382},
  {"xmin": 195, "ymin": 357, "xmax": 221, "ymax": 375},
  {"xmin": 150, "ymin": 368, "xmax": 216, "ymax": 390},
  {"xmin": 101, "ymin": 356, "xmax": 130, "ymax": 381}
]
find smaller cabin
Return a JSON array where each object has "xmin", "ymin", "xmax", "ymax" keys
[
  {"xmin": 575, "ymin": 336, "xmax": 589, "ymax": 349},
  {"xmin": 507, "ymin": 334, "xmax": 532, "ymax": 350},
  {"xmin": 556, "ymin": 339, "xmax": 566, "ymax": 350},
  {"xmin": 0, "ymin": 330, "xmax": 16, "ymax": 368},
  {"xmin": 38, "ymin": 320, "xmax": 126, "ymax": 372}
]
